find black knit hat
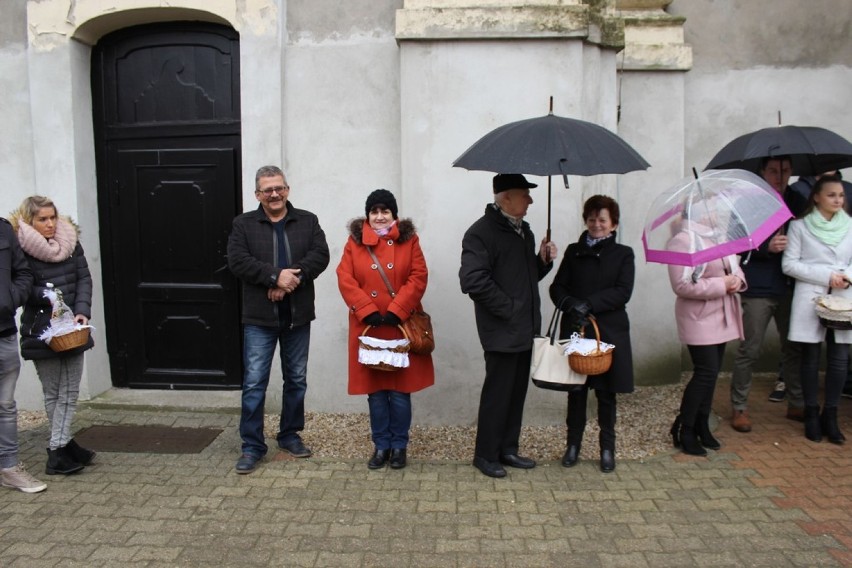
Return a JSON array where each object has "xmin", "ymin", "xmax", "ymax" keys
[{"xmin": 365, "ymin": 189, "xmax": 398, "ymax": 219}]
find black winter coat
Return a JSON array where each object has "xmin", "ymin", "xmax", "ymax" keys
[
  {"xmin": 460, "ymin": 204, "xmax": 552, "ymax": 352},
  {"xmin": 227, "ymin": 203, "xmax": 330, "ymax": 328},
  {"xmin": 739, "ymin": 187, "xmax": 807, "ymax": 298},
  {"xmin": 0, "ymin": 219, "xmax": 32, "ymax": 336},
  {"xmin": 20, "ymin": 242, "xmax": 94, "ymax": 360},
  {"xmin": 549, "ymin": 232, "xmax": 634, "ymax": 393}
]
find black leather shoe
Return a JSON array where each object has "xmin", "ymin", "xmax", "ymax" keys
[
  {"xmin": 279, "ymin": 439, "xmax": 312, "ymax": 458},
  {"xmin": 235, "ymin": 453, "xmax": 261, "ymax": 475},
  {"xmin": 499, "ymin": 454, "xmax": 536, "ymax": 469},
  {"xmin": 600, "ymin": 449, "xmax": 615, "ymax": 473},
  {"xmin": 473, "ymin": 456, "xmax": 506, "ymax": 478},
  {"xmin": 561, "ymin": 445, "xmax": 580, "ymax": 468},
  {"xmin": 389, "ymin": 448, "xmax": 407, "ymax": 469},
  {"xmin": 368, "ymin": 449, "xmax": 390, "ymax": 469}
]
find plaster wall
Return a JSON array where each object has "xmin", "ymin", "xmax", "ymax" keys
[
  {"xmin": 398, "ymin": 38, "xmax": 628, "ymax": 424},
  {"xmin": 4, "ymin": 0, "xmax": 852, "ymax": 421}
]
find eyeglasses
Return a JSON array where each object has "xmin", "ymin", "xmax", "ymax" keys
[{"xmin": 257, "ymin": 185, "xmax": 289, "ymax": 197}]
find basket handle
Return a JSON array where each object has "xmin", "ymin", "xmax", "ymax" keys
[
  {"xmin": 579, "ymin": 315, "xmax": 602, "ymax": 352},
  {"xmin": 361, "ymin": 325, "xmax": 409, "ymax": 341}
]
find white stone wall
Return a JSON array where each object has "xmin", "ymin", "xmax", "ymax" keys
[{"xmin": 1, "ymin": 0, "xmax": 851, "ymax": 424}]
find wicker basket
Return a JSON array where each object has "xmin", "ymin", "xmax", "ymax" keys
[
  {"xmin": 814, "ymin": 295, "xmax": 852, "ymax": 330},
  {"xmin": 49, "ymin": 327, "xmax": 90, "ymax": 353},
  {"xmin": 358, "ymin": 325, "xmax": 410, "ymax": 371},
  {"xmin": 568, "ymin": 316, "xmax": 613, "ymax": 375}
]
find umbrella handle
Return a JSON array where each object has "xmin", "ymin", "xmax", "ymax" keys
[{"xmin": 544, "ymin": 228, "xmax": 552, "ymax": 263}]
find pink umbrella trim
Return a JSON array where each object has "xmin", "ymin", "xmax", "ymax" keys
[{"xmin": 642, "ymin": 206, "xmax": 793, "ymax": 266}]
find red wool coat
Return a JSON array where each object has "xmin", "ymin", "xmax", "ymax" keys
[{"xmin": 336, "ymin": 218, "xmax": 435, "ymax": 395}]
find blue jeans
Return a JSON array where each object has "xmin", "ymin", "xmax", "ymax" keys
[
  {"xmin": 0, "ymin": 335, "xmax": 21, "ymax": 469},
  {"xmin": 239, "ymin": 323, "xmax": 310, "ymax": 457},
  {"xmin": 367, "ymin": 390, "xmax": 412, "ymax": 450}
]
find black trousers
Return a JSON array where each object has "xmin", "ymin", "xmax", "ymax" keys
[
  {"xmin": 680, "ymin": 343, "xmax": 727, "ymax": 427},
  {"xmin": 799, "ymin": 331, "xmax": 848, "ymax": 409},
  {"xmin": 566, "ymin": 388, "xmax": 617, "ymax": 451},
  {"xmin": 474, "ymin": 350, "xmax": 532, "ymax": 461}
]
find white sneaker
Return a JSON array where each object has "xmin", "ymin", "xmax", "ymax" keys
[
  {"xmin": 768, "ymin": 380, "xmax": 786, "ymax": 402},
  {"xmin": 1, "ymin": 463, "xmax": 47, "ymax": 493}
]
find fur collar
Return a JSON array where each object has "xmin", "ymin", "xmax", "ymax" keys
[{"xmin": 347, "ymin": 218, "xmax": 416, "ymax": 245}]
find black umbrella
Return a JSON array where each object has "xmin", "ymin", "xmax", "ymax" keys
[
  {"xmin": 453, "ymin": 102, "xmax": 650, "ymax": 241},
  {"xmin": 705, "ymin": 125, "xmax": 852, "ymax": 175}
]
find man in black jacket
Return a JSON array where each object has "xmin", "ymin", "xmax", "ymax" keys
[
  {"xmin": 459, "ymin": 174, "xmax": 557, "ymax": 478},
  {"xmin": 730, "ymin": 156, "xmax": 806, "ymax": 432},
  {"xmin": 0, "ymin": 218, "xmax": 46, "ymax": 493},
  {"xmin": 227, "ymin": 166, "xmax": 330, "ymax": 474}
]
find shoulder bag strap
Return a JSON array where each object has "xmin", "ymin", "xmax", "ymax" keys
[{"xmin": 367, "ymin": 246, "xmax": 396, "ymax": 298}]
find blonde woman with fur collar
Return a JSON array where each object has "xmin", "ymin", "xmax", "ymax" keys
[{"xmin": 10, "ymin": 196, "xmax": 96, "ymax": 476}]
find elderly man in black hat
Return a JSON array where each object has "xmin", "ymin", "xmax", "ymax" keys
[{"xmin": 459, "ymin": 173, "xmax": 558, "ymax": 478}]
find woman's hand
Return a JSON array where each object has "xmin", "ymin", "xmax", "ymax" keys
[
  {"xmin": 723, "ymin": 274, "xmax": 741, "ymax": 294},
  {"xmin": 74, "ymin": 314, "xmax": 89, "ymax": 325},
  {"xmin": 829, "ymin": 273, "xmax": 850, "ymax": 289}
]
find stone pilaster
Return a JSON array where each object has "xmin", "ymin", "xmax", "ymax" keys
[
  {"xmin": 616, "ymin": 0, "xmax": 692, "ymax": 70},
  {"xmin": 396, "ymin": 0, "xmax": 625, "ymax": 49}
]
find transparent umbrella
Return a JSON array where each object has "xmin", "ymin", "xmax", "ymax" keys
[{"xmin": 642, "ymin": 169, "xmax": 793, "ymax": 267}]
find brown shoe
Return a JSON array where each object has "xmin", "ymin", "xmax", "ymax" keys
[
  {"xmin": 731, "ymin": 409, "xmax": 752, "ymax": 432},
  {"xmin": 786, "ymin": 407, "xmax": 805, "ymax": 422}
]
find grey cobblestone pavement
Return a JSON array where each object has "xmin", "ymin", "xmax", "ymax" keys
[{"xmin": 0, "ymin": 402, "xmax": 846, "ymax": 567}]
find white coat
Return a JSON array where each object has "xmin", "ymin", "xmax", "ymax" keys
[{"xmin": 782, "ymin": 218, "xmax": 852, "ymax": 343}]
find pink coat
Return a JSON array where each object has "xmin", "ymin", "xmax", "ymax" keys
[{"xmin": 667, "ymin": 227, "xmax": 746, "ymax": 346}]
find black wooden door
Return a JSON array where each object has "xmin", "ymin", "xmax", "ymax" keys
[{"xmin": 92, "ymin": 23, "xmax": 242, "ymax": 388}]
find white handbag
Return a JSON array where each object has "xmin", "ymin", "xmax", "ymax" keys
[{"xmin": 530, "ymin": 307, "xmax": 587, "ymax": 391}]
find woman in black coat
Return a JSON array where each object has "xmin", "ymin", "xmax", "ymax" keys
[
  {"xmin": 11, "ymin": 196, "xmax": 95, "ymax": 476},
  {"xmin": 549, "ymin": 195, "xmax": 635, "ymax": 473}
]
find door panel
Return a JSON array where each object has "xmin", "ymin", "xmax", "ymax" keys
[
  {"xmin": 93, "ymin": 23, "xmax": 242, "ymax": 389},
  {"xmin": 108, "ymin": 145, "xmax": 240, "ymax": 387}
]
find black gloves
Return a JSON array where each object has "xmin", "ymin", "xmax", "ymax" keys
[
  {"xmin": 383, "ymin": 312, "xmax": 401, "ymax": 327},
  {"xmin": 558, "ymin": 296, "xmax": 592, "ymax": 331},
  {"xmin": 567, "ymin": 300, "xmax": 592, "ymax": 331},
  {"xmin": 363, "ymin": 312, "xmax": 383, "ymax": 327},
  {"xmin": 363, "ymin": 312, "xmax": 401, "ymax": 327}
]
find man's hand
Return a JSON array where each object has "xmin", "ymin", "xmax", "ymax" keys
[
  {"xmin": 276, "ymin": 268, "xmax": 302, "ymax": 293},
  {"xmin": 768, "ymin": 234, "xmax": 787, "ymax": 253},
  {"xmin": 267, "ymin": 288, "xmax": 287, "ymax": 302},
  {"xmin": 539, "ymin": 239, "xmax": 558, "ymax": 263}
]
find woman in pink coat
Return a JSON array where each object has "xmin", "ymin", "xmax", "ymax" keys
[
  {"xmin": 336, "ymin": 190, "xmax": 434, "ymax": 470},
  {"xmin": 667, "ymin": 217, "xmax": 746, "ymax": 456}
]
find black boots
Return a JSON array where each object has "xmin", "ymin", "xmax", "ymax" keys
[
  {"xmin": 670, "ymin": 416, "xmax": 681, "ymax": 448},
  {"xmin": 804, "ymin": 406, "xmax": 822, "ymax": 442},
  {"xmin": 821, "ymin": 407, "xmax": 846, "ymax": 445},
  {"xmin": 367, "ymin": 449, "xmax": 390, "ymax": 469},
  {"xmin": 695, "ymin": 413, "xmax": 721, "ymax": 450},
  {"xmin": 599, "ymin": 449, "xmax": 615, "ymax": 473},
  {"xmin": 45, "ymin": 447, "xmax": 84, "ymax": 475},
  {"xmin": 389, "ymin": 448, "xmax": 407, "ymax": 469},
  {"xmin": 679, "ymin": 425, "xmax": 708, "ymax": 456},
  {"xmin": 65, "ymin": 439, "xmax": 96, "ymax": 466},
  {"xmin": 561, "ymin": 444, "xmax": 580, "ymax": 468}
]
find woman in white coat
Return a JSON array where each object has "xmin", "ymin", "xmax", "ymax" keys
[{"xmin": 782, "ymin": 174, "xmax": 852, "ymax": 444}]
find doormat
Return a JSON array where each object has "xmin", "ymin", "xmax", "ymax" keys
[{"xmin": 72, "ymin": 425, "xmax": 223, "ymax": 454}]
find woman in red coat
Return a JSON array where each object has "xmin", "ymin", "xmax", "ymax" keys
[{"xmin": 336, "ymin": 190, "xmax": 434, "ymax": 470}]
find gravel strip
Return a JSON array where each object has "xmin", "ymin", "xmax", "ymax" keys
[{"xmin": 20, "ymin": 378, "xmax": 687, "ymax": 461}]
